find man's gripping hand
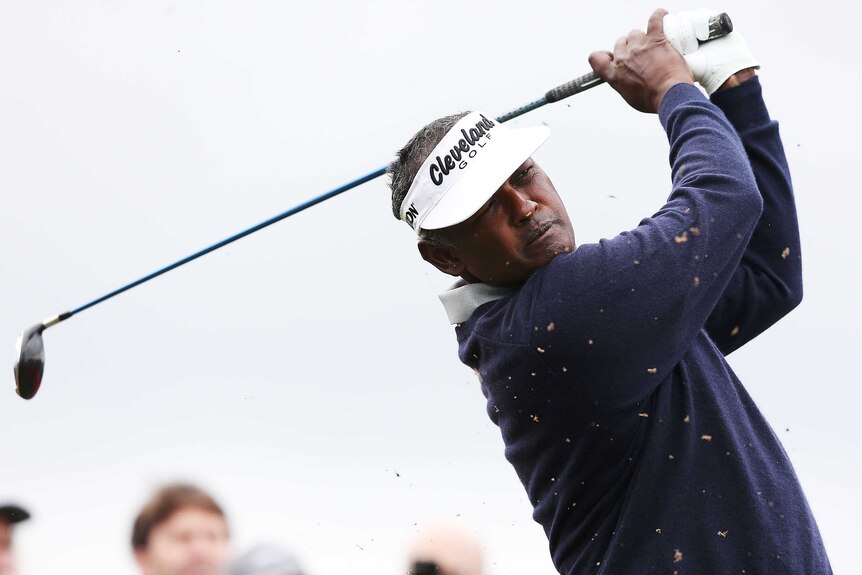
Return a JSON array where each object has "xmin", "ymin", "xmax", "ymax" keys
[
  {"xmin": 664, "ymin": 9, "xmax": 760, "ymax": 94},
  {"xmin": 589, "ymin": 9, "xmax": 693, "ymax": 114}
]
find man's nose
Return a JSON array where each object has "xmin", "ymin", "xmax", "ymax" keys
[
  {"xmin": 499, "ymin": 185, "xmax": 537, "ymax": 224},
  {"xmin": 188, "ymin": 536, "xmax": 218, "ymax": 557}
]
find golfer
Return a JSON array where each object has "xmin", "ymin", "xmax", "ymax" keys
[{"xmin": 388, "ymin": 8, "xmax": 831, "ymax": 574}]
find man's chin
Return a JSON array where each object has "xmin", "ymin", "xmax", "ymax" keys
[
  {"xmin": 178, "ymin": 563, "xmax": 221, "ymax": 575},
  {"xmin": 536, "ymin": 238, "xmax": 574, "ymax": 265},
  {"xmin": 552, "ymin": 243, "xmax": 575, "ymax": 257}
]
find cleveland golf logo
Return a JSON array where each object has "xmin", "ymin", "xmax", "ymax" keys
[{"xmin": 429, "ymin": 114, "xmax": 496, "ymax": 186}]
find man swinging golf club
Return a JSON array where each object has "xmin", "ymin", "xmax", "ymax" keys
[{"xmin": 388, "ymin": 8, "xmax": 832, "ymax": 574}]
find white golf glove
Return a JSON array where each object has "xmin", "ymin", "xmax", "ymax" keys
[{"xmin": 664, "ymin": 9, "xmax": 760, "ymax": 94}]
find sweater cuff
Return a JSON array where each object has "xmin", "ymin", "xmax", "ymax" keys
[
  {"xmin": 709, "ymin": 75, "xmax": 770, "ymax": 131},
  {"xmin": 658, "ymin": 83, "xmax": 709, "ymax": 131}
]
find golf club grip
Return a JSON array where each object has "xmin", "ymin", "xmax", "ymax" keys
[
  {"xmin": 544, "ymin": 12, "xmax": 734, "ymax": 104},
  {"xmin": 545, "ymin": 72, "xmax": 604, "ymax": 103},
  {"xmin": 709, "ymin": 13, "xmax": 734, "ymax": 39}
]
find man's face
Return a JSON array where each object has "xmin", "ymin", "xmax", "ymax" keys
[
  {"xmin": 135, "ymin": 507, "xmax": 229, "ymax": 575},
  {"xmin": 436, "ymin": 158, "xmax": 575, "ymax": 286},
  {"xmin": 0, "ymin": 520, "xmax": 14, "ymax": 575}
]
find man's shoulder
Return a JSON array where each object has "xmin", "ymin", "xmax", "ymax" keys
[
  {"xmin": 448, "ymin": 274, "xmax": 557, "ymax": 348},
  {"xmin": 439, "ymin": 279, "xmax": 519, "ymax": 326}
]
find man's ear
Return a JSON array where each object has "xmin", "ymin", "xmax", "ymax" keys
[{"xmin": 418, "ymin": 240, "xmax": 466, "ymax": 277}]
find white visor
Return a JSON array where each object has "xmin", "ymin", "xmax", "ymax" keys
[{"xmin": 400, "ymin": 111, "xmax": 550, "ymax": 234}]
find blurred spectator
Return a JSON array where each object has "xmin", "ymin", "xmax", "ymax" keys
[
  {"xmin": 0, "ymin": 504, "xmax": 30, "ymax": 575},
  {"xmin": 131, "ymin": 483, "xmax": 230, "ymax": 575},
  {"xmin": 228, "ymin": 543, "xmax": 306, "ymax": 575},
  {"xmin": 406, "ymin": 520, "xmax": 484, "ymax": 575}
]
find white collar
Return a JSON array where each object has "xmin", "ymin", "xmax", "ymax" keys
[{"xmin": 438, "ymin": 280, "xmax": 517, "ymax": 325}]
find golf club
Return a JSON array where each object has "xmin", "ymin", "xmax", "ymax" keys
[{"xmin": 12, "ymin": 13, "xmax": 733, "ymax": 400}]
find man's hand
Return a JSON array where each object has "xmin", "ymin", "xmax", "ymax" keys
[
  {"xmin": 589, "ymin": 9, "xmax": 694, "ymax": 113},
  {"xmin": 663, "ymin": 9, "xmax": 760, "ymax": 95}
]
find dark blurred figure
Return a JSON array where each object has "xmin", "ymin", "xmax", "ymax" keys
[
  {"xmin": 406, "ymin": 521, "xmax": 483, "ymax": 575},
  {"xmin": 228, "ymin": 543, "xmax": 306, "ymax": 575},
  {"xmin": 0, "ymin": 504, "xmax": 30, "ymax": 575},
  {"xmin": 131, "ymin": 483, "xmax": 230, "ymax": 575},
  {"xmin": 408, "ymin": 561, "xmax": 440, "ymax": 575}
]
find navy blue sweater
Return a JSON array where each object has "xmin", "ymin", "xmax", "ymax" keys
[{"xmin": 451, "ymin": 79, "xmax": 831, "ymax": 574}]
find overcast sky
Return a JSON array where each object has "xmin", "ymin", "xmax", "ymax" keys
[{"xmin": 2, "ymin": 1, "xmax": 860, "ymax": 573}]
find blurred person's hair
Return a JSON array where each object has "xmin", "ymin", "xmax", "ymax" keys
[
  {"xmin": 131, "ymin": 483, "xmax": 227, "ymax": 550},
  {"xmin": 409, "ymin": 561, "xmax": 441, "ymax": 574}
]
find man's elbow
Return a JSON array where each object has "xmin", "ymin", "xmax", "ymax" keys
[
  {"xmin": 745, "ymin": 182, "xmax": 765, "ymax": 227},
  {"xmin": 786, "ymin": 278, "xmax": 803, "ymax": 312},
  {"xmin": 760, "ymin": 268, "xmax": 803, "ymax": 325},
  {"xmin": 774, "ymin": 275, "xmax": 803, "ymax": 320}
]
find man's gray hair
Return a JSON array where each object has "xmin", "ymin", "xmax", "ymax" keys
[{"xmin": 388, "ymin": 111, "xmax": 470, "ymax": 248}]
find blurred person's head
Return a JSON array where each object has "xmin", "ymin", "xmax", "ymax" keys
[
  {"xmin": 406, "ymin": 520, "xmax": 484, "ymax": 575},
  {"xmin": 227, "ymin": 543, "xmax": 305, "ymax": 575},
  {"xmin": 131, "ymin": 483, "xmax": 230, "ymax": 575},
  {"xmin": 0, "ymin": 504, "xmax": 30, "ymax": 575}
]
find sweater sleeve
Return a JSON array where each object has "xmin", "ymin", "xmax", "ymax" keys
[
  {"xmin": 703, "ymin": 76, "xmax": 803, "ymax": 354},
  {"xmin": 526, "ymin": 83, "xmax": 764, "ymax": 409}
]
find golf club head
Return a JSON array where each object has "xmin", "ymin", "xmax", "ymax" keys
[{"xmin": 14, "ymin": 323, "xmax": 46, "ymax": 400}]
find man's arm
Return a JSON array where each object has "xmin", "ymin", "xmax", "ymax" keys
[
  {"xmin": 528, "ymin": 84, "xmax": 763, "ymax": 409},
  {"xmin": 704, "ymin": 71, "xmax": 803, "ymax": 354},
  {"xmin": 521, "ymin": 10, "xmax": 765, "ymax": 409}
]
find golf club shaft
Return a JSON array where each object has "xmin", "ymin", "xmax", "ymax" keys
[
  {"xmin": 53, "ymin": 85, "xmax": 584, "ymax": 324},
  {"xmin": 47, "ymin": 12, "xmax": 733, "ymax": 326},
  {"xmin": 68, "ymin": 168, "xmax": 385, "ymax": 318}
]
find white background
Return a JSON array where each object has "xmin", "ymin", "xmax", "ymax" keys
[{"xmin": 1, "ymin": 1, "xmax": 859, "ymax": 573}]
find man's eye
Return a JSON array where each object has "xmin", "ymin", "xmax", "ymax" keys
[{"xmin": 516, "ymin": 166, "xmax": 533, "ymax": 183}]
